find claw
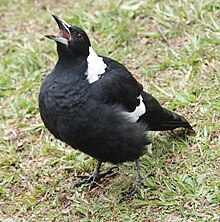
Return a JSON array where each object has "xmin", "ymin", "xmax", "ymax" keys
[
  {"xmin": 74, "ymin": 174, "xmax": 97, "ymax": 189},
  {"xmin": 120, "ymin": 180, "xmax": 142, "ymax": 202},
  {"xmin": 74, "ymin": 162, "xmax": 118, "ymax": 190},
  {"xmin": 99, "ymin": 166, "xmax": 118, "ymax": 178}
]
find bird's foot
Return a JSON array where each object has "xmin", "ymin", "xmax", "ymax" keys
[
  {"xmin": 120, "ymin": 179, "xmax": 146, "ymax": 202},
  {"xmin": 120, "ymin": 172, "xmax": 154, "ymax": 202},
  {"xmin": 74, "ymin": 166, "xmax": 118, "ymax": 190}
]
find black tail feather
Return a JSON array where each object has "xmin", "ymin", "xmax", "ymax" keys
[
  {"xmin": 148, "ymin": 108, "xmax": 193, "ymax": 131},
  {"xmin": 140, "ymin": 91, "xmax": 193, "ymax": 131}
]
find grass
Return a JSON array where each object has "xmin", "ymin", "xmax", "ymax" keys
[{"xmin": 0, "ymin": 0, "xmax": 220, "ymax": 221}]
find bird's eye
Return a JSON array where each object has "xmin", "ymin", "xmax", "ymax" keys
[{"xmin": 77, "ymin": 33, "xmax": 84, "ymax": 41}]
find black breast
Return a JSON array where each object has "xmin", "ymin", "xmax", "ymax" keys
[{"xmin": 39, "ymin": 74, "xmax": 89, "ymax": 141}]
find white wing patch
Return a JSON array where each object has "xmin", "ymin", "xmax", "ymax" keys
[
  {"xmin": 132, "ymin": 95, "xmax": 146, "ymax": 120},
  {"xmin": 86, "ymin": 47, "xmax": 107, "ymax": 84},
  {"xmin": 123, "ymin": 95, "xmax": 146, "ymax": 122}
]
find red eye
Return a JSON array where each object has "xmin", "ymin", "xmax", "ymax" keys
[{"xmin": 77, "ymin": 33, "xmax": 83, "ymax": 41}]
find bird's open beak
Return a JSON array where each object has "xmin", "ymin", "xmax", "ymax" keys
[{"xmin": 45, "ymin": 15, "xmax": 71, "ymax": 46}]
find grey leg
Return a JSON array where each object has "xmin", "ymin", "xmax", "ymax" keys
[
  {"xmin": 121, "ymin": 159, "xmax": 146, "ymax": 201},
  {"xmin": 74, "ymin": 161, "xmax": 118, "ymax": 190}
]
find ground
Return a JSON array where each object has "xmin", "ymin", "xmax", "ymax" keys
[{"xmin": 0, "ymin": 0, "xmax": 220, "ymax": 221}]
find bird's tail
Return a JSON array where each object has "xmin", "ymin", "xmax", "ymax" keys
[
  {"xmin": 148, "ymin": 107, "xmax": 193, "ymax": 131},
  {"xmin": 139, "ymin": 91, "xmax": 193, "ymax": 131}
]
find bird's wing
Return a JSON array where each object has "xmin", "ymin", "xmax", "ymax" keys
[
  {"xmin": 90, "ymin": 56, "xmax": 143, "ymax": 112},
  {"xmin": 90, "ymin": 56, "xmax": 192, "ymax": 130}
]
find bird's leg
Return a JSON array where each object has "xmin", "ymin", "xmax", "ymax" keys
[
  {"xmin": 121, "ymin": 159, "xmax": 147, "ymax": 201},
  {"xmin": 74, "ymin": 161, "xmax": 101, "ymax": 189},
  {"xmin": 74, "ymin": 161, "xmax": 118, "ymax": 190}
]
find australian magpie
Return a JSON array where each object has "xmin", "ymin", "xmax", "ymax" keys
[{"xmin": 39, "ymin": 15, "xmax": 193, "ymax": 198}]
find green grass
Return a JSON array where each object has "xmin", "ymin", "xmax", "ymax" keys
[{"xmin": 0, "ymin": 0, "xmax": 220, "ymax": 221}]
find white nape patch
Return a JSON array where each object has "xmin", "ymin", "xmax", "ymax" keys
[
  {"xmin": 85, "ymin": 47, "xmax": 107, "ymax": 84},
  {"xmin": 123, "ymin": 95, "xmax": 146, "ymax": 122}
]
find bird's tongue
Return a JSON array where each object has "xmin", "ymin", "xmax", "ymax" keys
[{"xmin": 60, "ymin": 29, "xmax": 71, "ymax": 40}]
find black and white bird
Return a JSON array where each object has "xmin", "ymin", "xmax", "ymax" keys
[{"xmin": 39, "ymin": 15, "xmax": 193, "ymax": 198}]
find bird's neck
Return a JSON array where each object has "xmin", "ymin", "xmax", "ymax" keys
[
  {"xmin": 54, "ymin": 45, "xmax": 88, "ymax": 83},
  {"xmin": 56, "ymin": 44, "xmax": 78, "ymax": 63}
]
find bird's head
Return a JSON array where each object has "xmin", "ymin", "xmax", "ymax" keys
[{"xmin": 46, "ymin": 15, "xmax": 91, "ymax": 57}]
